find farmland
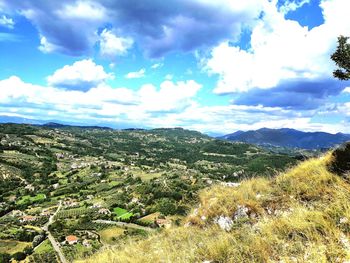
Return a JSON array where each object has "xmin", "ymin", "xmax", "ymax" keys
[
  {"xmin": 99, "ymin": 226, "xmax": 125, "ymax": 245},
  {"xmin": 0, "ymin": 123, "xmax": 302, "ymax": 262}
]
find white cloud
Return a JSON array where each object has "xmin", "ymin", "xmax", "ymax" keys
[
  {"xmin": 279, "ymin": 0, "xmax": 310, "ymax": 14},
  {"xmin": 0, "ymin": 75, "xmax": 348, "ymax": 134},
  {"xmin": 0, "ymin": 75, "xmax": 202, "ymax": 127},
  {"xmin": 99, "ymin": 29, "xmax": 133, "ymax": 58},
  {"xmin": 151, "ymin": 63, "xmax": 163, "ymax": 69},
  {"xmin": 138, "ymin": 80, "xmax": 201, "ymax": 112},
  {"xmin": 125, "ymin": 68, "xmax": 146, "ymax": 79},
  {"xmin": 39, "ymin": 35, "xmax": 60, "ymax": 53},
  {"xmin": 0, "ymin": 15, "xmax": 14, "ymax": 29},
  {"xmin": 205, "ymin": 0, "xmax": 350, "ymax": 94},
  {"xmin": 165, "ymin": 74, "xmax": 173, "ymax": 80},
  {"xmin": 47, "ymin": 59, "xmax": 114, "ymax": 91},
  {"xmin": 342, "ymin": 87, "xmax": 350, "ymax": 93},
  {"xmin": 56, "ymin": 1, "xmax": 106, "ymax": 21}
]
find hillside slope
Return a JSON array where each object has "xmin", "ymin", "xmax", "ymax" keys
[
  {"xmin": 81, "ymin": 151, "xmax": 350, "ymax": 263},
  {"xmin": 221, "ymin": 128, "xmax": 350, "ymax": 149}
]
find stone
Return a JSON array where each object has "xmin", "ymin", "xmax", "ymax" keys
[
  {"xmin": 214, "ymin": 216, "xmax": 234, "ymax": 231},
  {"xmin": 233, "ymin": 205, "xmax": 249, "ymax": 220}
]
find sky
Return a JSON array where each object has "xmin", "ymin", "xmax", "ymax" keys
[{"xmin": 0, "ymin": 0, "xmax": 350, "ymax": 135}]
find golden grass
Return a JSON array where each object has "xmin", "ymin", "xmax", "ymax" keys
[
  {"xmin": 99, "ymin": 226, "xmax": 126, "ymax": 245},
  {"xmin": 80, "ymin": 153, "xmax": 350, "ymax": 263}
]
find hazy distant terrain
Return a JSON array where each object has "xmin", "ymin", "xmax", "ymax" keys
[{"xmin": 221, "ymin": 128, "xmax": 350, "ymax": 149}]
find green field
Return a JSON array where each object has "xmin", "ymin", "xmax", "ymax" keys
[
  {"xmin": 56, "ymin": 207, "xmax": 94, "ymax": 219},
  {"xmin": 0, "ymin": 240, "xmax": 31, "ymax": 254},
  {"xmin": 16, "ymin": 193, "xmax": 46, "ymax": 205},
  {"xmin": 113, "ymin": 207, "xmax": 133, "ymax": 220},
  {"xmin": 34, "ymin": 239, "xmax": 53, "ymax": 254}
]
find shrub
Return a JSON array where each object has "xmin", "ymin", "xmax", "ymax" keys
[{"xmin": 328, "ymin": 142, "xmax": 350, "ymax": 177}]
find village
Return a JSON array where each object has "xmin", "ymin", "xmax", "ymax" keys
[{"xmin": 0, "ymin": 124, "xmax": 298, "ymax": 262}]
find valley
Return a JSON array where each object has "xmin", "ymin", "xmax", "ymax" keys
[{"xmin": 0, "ymin": 124, "xmax": 299, "ymax": 262}]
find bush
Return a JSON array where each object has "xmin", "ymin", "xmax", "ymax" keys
[
  {"xmin": 12, "ymin": 252, "xmax": 26, "ymax": 261},
  {"xmin": 329, "ymin": 142, "xmax": 350, "ymax": 176},
  {"xmin": 0, "ymin": 253, "xmax": 11, "ymax": 263}
]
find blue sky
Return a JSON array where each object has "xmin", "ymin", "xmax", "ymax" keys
[{"xmin": 0, "ymin": 0, "xmax": 349, "ymax": 134}]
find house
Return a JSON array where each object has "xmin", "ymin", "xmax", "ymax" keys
[
  {"xmin": 63, "ymin": 199, "xmax": 79, "ymax": 208},
  {"xmin": 98, "ymin": 208, "xmax": 111, "ymax": 215},
  {"xmin": 131, "ymin": 197, "xmax": 139, "ymax": 203},
  {"xmin": 41, "ymin": 210, "xmax": 51, "ymax": 216},
  {"xmin": 86, "ymin": 195, "xmax": 94, "ymax": 200},
  {"xmin": 65, "ymin": 235, "xmax": 78, "ymax": 245},
  {"xmin": 21, "ymin": 215, "xmax": 37, "ymax": 223},
  {"xmin": 82, "ymin": 239, "xmax": 91, "ymax": 247},
  {"xmin": 90, "ymin": 203, "xmax": 102, "ymax": 209},
  {"xmin": 25, "ymin": 184, "xmax": 35, "ymax": 191},
  {"xmin": 11, "ymin": 210, "xmax": 24, "ymax": 217},
  {"xmin": 55, "ymin": 153, "xmax": 65, "ymax": 159},
  {"xmin": 52, "ymin": 183, "xmax": 59, "ymax": 189}
]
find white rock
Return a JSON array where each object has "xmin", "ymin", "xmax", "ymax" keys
[
  {"xmin": 233, "ymin": 205, "xmax": 249, "ymax": 220},
  {"xmin": 340, "ymin": 217, "xmax": 349, "ymax": 224},
  {"xmin": 184, "ymin": 222, "xmax": 192, "ymax": 228},
  {"xmin": 221, "ymin": 182, "xmax": 240, "ymax": 187},
  {"xmin": 214, "ymin": 216, "xmax": 234, "ymax": 231}
]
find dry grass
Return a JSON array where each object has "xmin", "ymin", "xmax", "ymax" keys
[{"xmin": 80, "ymin": 153, "xmax": 350, "ymax": 263}]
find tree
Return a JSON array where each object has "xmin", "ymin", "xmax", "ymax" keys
[{"xmin": 331, "ymin": 35, "xmax": 350, "ymax": 80}]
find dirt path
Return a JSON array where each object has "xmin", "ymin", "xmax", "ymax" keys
[
  {"xmin": 93, "ymin": 219, "xmax": 156, "ymax": 232},
  {"xmin": 42, "ymin": 201, "xmax": 68, "ymax": 263}
]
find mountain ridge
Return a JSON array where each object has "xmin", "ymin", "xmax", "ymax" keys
[{"xmin": 220, "ymin": 128, "xmax": 350, "ymax": 149}]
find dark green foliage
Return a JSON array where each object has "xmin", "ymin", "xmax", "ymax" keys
[
  {"xmin": 12, "ymin": 252, "xmax": 26, "ymax": 261},
  {"xmin": 331, "ymin": 35, "xmax": 350, "ymax": 80},
  {"xmin": 0, "ymin": 253, "xmax": 11, "ymax": 263},
  {"xmin": 328, "ymin": 142, "xmax": 350, "ymax": 176}
]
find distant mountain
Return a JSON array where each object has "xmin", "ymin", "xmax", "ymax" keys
[
  {"xmin": 0, "ymin": 115, "xmax": 45, "ymax": 125},
  {"xmin": 42, "ymin": 122, "xmax": 112, "ymax": 130},
  {"xmin": 220, "ymin": 128, "xmax": 350, "ymax": 149},
  {"xmin": 0, "ymin": 115, "xmax": 115, "ymax": 130}
]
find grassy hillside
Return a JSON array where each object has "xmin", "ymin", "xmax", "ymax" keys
[{"xmin": 81, "ymin": 152, "xmax": 350, "ymax": 263}]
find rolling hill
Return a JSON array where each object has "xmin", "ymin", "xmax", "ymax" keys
[{"xmin": 81, "ymin": 144, "xmax": 350, "ymax": 263}]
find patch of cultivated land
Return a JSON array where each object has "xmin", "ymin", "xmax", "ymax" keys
[
  {"xmin": 99, "ymin": 226, "xmax": 125, "ymax": 245},
  {"xmin": 0, "ymin": 240, "xmax": 31, "ymax": 254},
  {"xmin": 0, "ymin": 124, "xmax": 302, "ymax": 262}
]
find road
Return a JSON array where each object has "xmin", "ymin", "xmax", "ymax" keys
[
  {"xmin": 42, "ymin": 201, "xmax": 68, "ymax": 263},
  {"xmin": 93, "ymin": 219, "xmax": 156, "ymax": 232}
]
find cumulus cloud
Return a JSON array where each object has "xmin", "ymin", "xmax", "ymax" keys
[
  {"xmin": 2, "ymin": 0, "xmax": 108, "ymax": 55},
  {"xmin": 0, "ymin": 14, "xmax": 14, "ymax": 29},
  {"xmin": 279, "ymin": 0, "xmax": 310, "ymax": 14},
  {"xmin": 205, "ymin": 0, "xmax": 350, "ymax": 94},
  {"xmin": 138, "ymin": 80, "xmax": 201, "ymax": 112},
  {"xmin": 125, "ymin": 68, "xmax": 146, "ymax": 79},
  {"xmin": 1, "ymin": 0, "xmax": 265, "ymax": 57},
  {"xmin": 1, "ymin": 74, "xmax": 347, "ymax": 134},
  {"xmin": 55, "ymin": 1, "xmax": 106, "ymax": 21},
  {"xmin": 99, "ymin": 29, "xmax": 133, "ymax": 58},
  {"xmin": 233, "ymin": 78, "xmax": 349, "ymax": 110},
  {"xmin": 0, "ymin": 74, "xmax": 202, "ymax": 126},
  {"xmin": 47, "ymin": 59, "xmax": 114, "ymax": 91}
]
